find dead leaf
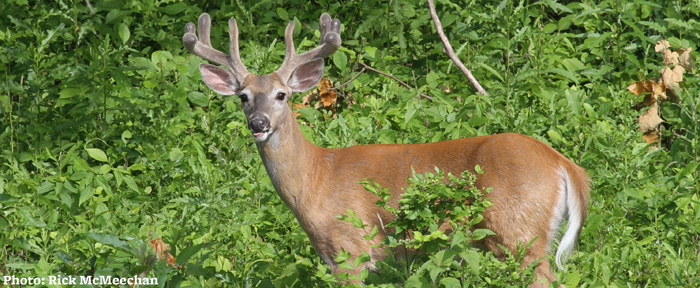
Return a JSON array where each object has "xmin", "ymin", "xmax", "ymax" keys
[
  {"xmin": 317, "ymin": 78, "xmax": 337, "ymax": 110},
  {"xmin": 148, "ymin": 238, "xmax": 181, "ymax": 269},
  {"xmin": 678, "ymin": 47, "xmax": 696, "ymax": 70},
  {"xmin": 655, "ymin": 40, "xmax": 670, "ymax": 52},
  {"xmin": 660, "ymin": 65, "xmax": 684, "ymax": 93},
  {"xmin": 149, "ymin": 238, "xmax": 169, "ymax": 259},
  {"xmin": 642, "ymin": 131, "xmax": 660, "ymax": 145},
  {"xmin": 638, "ymin": 104, "xmax": 663, "ymax": 133},
  {"xmin": 628, "ymin": 80, "xmax": 666, "ymax": 108},
  {"xmin": 165, "ymin": 252, "xmax": 177, "ymax": 266},
  {"xmin": 663, "ymin": 50, "xmax": 679, "ymax": 65}
]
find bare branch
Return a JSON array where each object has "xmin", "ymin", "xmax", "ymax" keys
[
  {"xmin": 330, "ymin": 68, "xmax": 366, "ymax": 91},
  {"xmin": 427, "ymin": 0, "xmax": 488, "ymax": 96},
  {"xmin": 359, "ymin": 62, "xmax": 434, "ymax": 101}
]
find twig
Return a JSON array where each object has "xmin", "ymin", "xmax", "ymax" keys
[
  {"xmin": 427, "ymin": 0, "xmax": 488, "ymax": 96},
  {"xmin": 359, "ymin": 62, "xmax": 434, "ymax": 101},
  {"xmin": 85, "ymin": 0, "xmax": 95, "ymax": 14},
  {"xmin": 330, "ymin": 67, "xmax": 366, "ymax": 91}
]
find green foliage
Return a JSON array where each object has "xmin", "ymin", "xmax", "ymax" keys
[
  {"xmin": 333, "ymin": 167, "xmax": 536, "ymax": 287},
  {"xmin": 1, "ymin": 0, "xmax": 699, "ymax": 287}
]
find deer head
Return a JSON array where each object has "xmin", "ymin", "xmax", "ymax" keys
[{"xmin": 183, "ymin": 13, "xmax": 341, "ymax": 142}]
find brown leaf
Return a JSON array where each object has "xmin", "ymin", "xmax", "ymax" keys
[
  {"xmin": 626, "ymin": 81, "xmax": 647, "ymax": 96},
  {"xmin": 148, "ymin": 237, "xmax": 181, "ymax": 269},
  {"xmin": 628, "ymin": 80, "xmax": 666, "ymax": 108},
  {"xmin": 642, "ymin": 131, "xmax": 660, "ymax": 144},
  {"xmin": 165, "ymin": 251, "xmax": 177, "ymax": 266},
  {"xmin": 678, "ymin": 47, "xmax": 696, "ymax": 70},
  {"xmin": 660, "ymin": 65, "xmax": 684, "ymax": 91},
  {"xmin": 318, "ymin": 78, "xmax": 337, "ymax": 108},
  {"xmin": 663, "ymin": 50, "xmax": 679, "ymax": 65},
  {"xmin": 149, "ymin": 238, "xmax": 170, "ymax": 260},
  {"xmin": 638, "ymin": 104, "xmax": 663, "ymax": 133},
  {"xmin": 655, "ymin": 40, "xmax": 670, "ymax": 52}
]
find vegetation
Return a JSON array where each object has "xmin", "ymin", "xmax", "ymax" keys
[{"xmin": 1, "ymin": 0, "xmax": 699, "ymax": 286}]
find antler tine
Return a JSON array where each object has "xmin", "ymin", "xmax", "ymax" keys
[
  {"xmin": 183, "ymin": 13, "xmax": 249, "ymax": 80},
  {"xmin": 276, "ymin": 13, "xmax": 342, "ymax": 81},
  {"xmin": 228, "ymin": 18, "xmax": 250, "ymax": 78}
]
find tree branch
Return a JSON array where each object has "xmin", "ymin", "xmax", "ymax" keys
[
  {"xmin": 359, "ymin": 62, "xmax": 434, "ymax": 101},
  {"xmin": 330, "ymin": 68, "xmax": 366, "ymax": 91},
  {"xmin": 427, "ymin": 0, "xmax": 488, "ymax": 96}
]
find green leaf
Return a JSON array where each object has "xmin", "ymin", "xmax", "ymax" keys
[
  {"xmin": 333, "ymin": 51, "xmax": 348, "ymax": 72},
  {"xmin": 440, "ymin": 277, "xmax": 461, "ymax": 288},
  {"xmin": 121, "ymin": 130, "xmax": 132, "ymax": 144},
  {"xmin": 547, "ymin": 129, "xmax": 565, "ymax": 144},
  {"xmin": 79, "ymin": 186, "xmax": 93, "ymax": 206},
  {"xmin": 188, "ymin": 91, "xmax": 209, "ymax": 107},
  {"xmin": 276, "ymin": 8, "xmax": 289, "ymax": 21},
  {"xmin": 59, "ymin": 87, "xmax": 82, "ymax": 99},
  {"xmin": 118, "ymin": 23, "xmax": 130, "ymax": 44},
  {"xmin": 88, "ymin": 233, "xmax": 130, "ymax": 250},
  {"xmin": 546, "ymin": 67, "xmax": 580, "ymax": 84},
  {"xmin": 364, "ymin": 46, "xmax": 378, "ymax": 60},
  {"xmin": 160, "ymin": 2, "xmax": 187, "ymax": 15},
  {"xmin": 426, "ymin": 71, "xmax": 439, "ymax": 89},
  {"xmin": 405, "ymin": 273, "xmax": 431, "ymax": 287},
  {"xmin": 432, "ymin": 249, "xmax": 458, "ymax": 267},
  {"xmin": 544, "ymin": 0, "xmax": 573, "ymax": 13},
  {"xmin": 122, "ymin": 174, "xmax": 140, "ymax": 193},
  {"xmin": 471, "ymin": 228, "xmax": 496, "ymax": 241},
  {"xmin": 176, "ymin": 244, "xmax": 202, "ymax": 265},
  {"xmin": 0, "ymin": 194, "xmax": 19, "ymax": 204},
  {"xmin": 169, "ymin": 148, "xmax": 184, "ymax": 162},
  {"xmin": 85, "ymin": 148, "xmax": 109, "ymax": 163},
  {"xmin": 476, "ymin": 62, "xmax": 504, "ymax": 83},
  {"xmin": 459, "ymin": 250, "xmax": 481, "ymax": 274}
]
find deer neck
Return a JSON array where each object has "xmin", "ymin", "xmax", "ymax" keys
[{"xmin": 255, "ymin": 107, "xmax": 327, "ymax": 213}]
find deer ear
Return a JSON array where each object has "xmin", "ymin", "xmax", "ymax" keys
[
  {"xmin": 287, "ymin": 59, "xmax": 324, "ymax": 92},
  {"xmin": 199, "ymin": 63, "xmax": 240, "ymax": 95}
]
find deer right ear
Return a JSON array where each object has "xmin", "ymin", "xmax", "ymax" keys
[
  {"xmin": 199, "ymin": 63, "xmax": 240, "ymax": 95},
  {"xmin": 288, "ymin": 58, "xmax": 325, "ymax": 92}
]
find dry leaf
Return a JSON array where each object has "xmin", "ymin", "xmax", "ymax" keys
[
  {"xmin": 627, "ymin": 80, "xmax": 666, "ymax": 108},
  {"xmin": 660, "ymin": 65, "xmax": 685, "ymax": 92},
  {"xmin": 638, "ymin": 104, "xmax": 663, "ymax": 133},
  {"xmin": 316, "ymin": 78, "xmax": 337, "ymax": 110},
  {"xmin": 678, "ymin": 47, "xmax": 696, "ymax": 70},
  {"xmin": 655, "ymin": 40, "xmax": 670, "ymax": 52},
  {"xmin": 165, "ymin": 252, "xmax": 177, "ymax": 266},
  {"xmin": 148, "ymin": 238, "xmax": 181, "ymax": 269},
  {"xmin": 149, "ymin": 238, "xmax": 169, "ymax": 260},
  {"xmin": 663, "ymin": 50, "xmax": 679, "ymax": 65},
  {"xmin": 298, "ymin": 77, "xmax": 337, "ymax": 116},
  {"xmin": 642, "ymin": 131, "xmax": 660, "ymax": 145}
]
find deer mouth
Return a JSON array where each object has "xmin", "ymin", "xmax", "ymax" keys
[{"xmin": 251, "ymin": 127, "xmax": 271, "ymax": 141}]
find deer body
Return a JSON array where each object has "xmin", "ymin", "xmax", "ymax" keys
[{"xmin": 183, "ymin": 13, "xmax": 590, "ymax": 287}]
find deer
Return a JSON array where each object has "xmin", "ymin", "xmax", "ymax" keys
[{"xmin": 182, "ymin": 12, "xmax": 590, "ymax": 287}]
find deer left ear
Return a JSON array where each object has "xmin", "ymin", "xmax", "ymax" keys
[
  {"xmin": 199, "ymin": 63, "xmax": 240, "ymax": 95},
  {"xmin": 287, "ymin": 58, "xmax": 325, "ymax": 92}
]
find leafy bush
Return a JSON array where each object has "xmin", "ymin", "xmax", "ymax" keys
[{"xmin": 332, "ymin": 167, "xmax": 537, "ymax": 287}]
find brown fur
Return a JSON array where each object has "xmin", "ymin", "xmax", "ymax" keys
[
  {"xmin": 193, "ymin": 34, "xmax": 589, "ymax": 287},
  {"xmin": 254, "ymin": 102, "xmax": 590, "ymax": 286}
]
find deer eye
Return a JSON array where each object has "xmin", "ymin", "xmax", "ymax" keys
[
  {"xmin": 276, "ymin": 92, "xmax": 286, "ymax": 101},
  {"xmin": 238, "ymin": 93, "xmax": 249, "ymax": 103}
]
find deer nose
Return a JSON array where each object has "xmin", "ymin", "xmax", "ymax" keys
[{"xmin": 248, "ymin": 117, "xmax": 270, "ymax": 133}]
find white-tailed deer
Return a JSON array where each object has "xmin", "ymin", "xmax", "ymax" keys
[{"xmin": 183, "ymin": 13, "xmax": 590, "ymax": 287}]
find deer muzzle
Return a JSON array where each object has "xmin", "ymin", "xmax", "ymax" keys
[{"xmin": 248, "ymin": 116, "xmax": 271, "ymax": 141}]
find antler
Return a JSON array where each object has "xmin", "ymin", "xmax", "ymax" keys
[
  {"xmin": 276, "ymin": 13, "xmax": 342, "ymax": 81},
  {"xmin": 183, "ymin": 13, "xmax": 250, "ymax": 81}
]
